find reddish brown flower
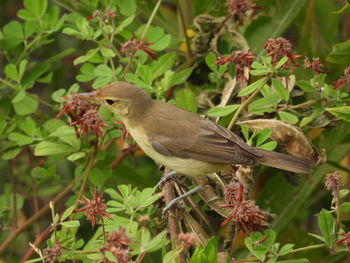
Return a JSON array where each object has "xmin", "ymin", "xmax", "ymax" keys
[
  {"xmin": 336, "ymin": 232, "xmax": 350, "ymax": 252},
  {"xmin": 101, "ymin": 228, "xmax": 132, "ymax": 263},
  {"xmin": 70, "ymin": 109, "xmax": 108, "ymax": 139},
  {"xmin": 86, "ymin": 10, "xmax": 100, "ymax": 20},
  {"xmin": 43, "ymin": 241, "xmax": 62, "ymax": 263},
  {"xmin": 86, "ymin": 10, "xmax": 116, "ymax": 20},
  {"xmin": 227, "ymin": 0, "xmax": 256, "ymax": 25},
  {"xmin": 178, "ymin": 232, "xmax": 197, "ymax": 248},
  {"xmin": 219, "ymin": 182, "xmax": 268, "ymax": 232},
  {"xmin": 216, "ymin": 51, "xmax": 255, "ymax": 85},
  {"xmin": 264, "ymin": 38, "xmax": 302, "ymax": 67},
  {"xmin": 325, "ymin": 171, "xmax": 342, "ymax": 197},
  {"xmin": 75, "ymin": 189, "xmax": 113, "ymax": 227},
  {"xmin": 334, "ymin": 66, "xmax": 350, "ymax": 90},
  {"xmin": 303, "ymin": 57, "xmax": 327, "ymax": 73},
  {"xmin": 120, "ymin": 37, "xmax": 157, "ymax": 59},
  {"xmin": 56, "ymin": 94, "xmax": 107, "ymax": 139}
]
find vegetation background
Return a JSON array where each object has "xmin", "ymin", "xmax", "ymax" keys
[{"xmin": 0, "ymin": 0, "xmax": 350, "ymax": 262}]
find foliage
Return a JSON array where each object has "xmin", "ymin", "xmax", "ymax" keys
[{"xmin": 0, "ymin": 0, "xmax": 350, "ymax": 262}]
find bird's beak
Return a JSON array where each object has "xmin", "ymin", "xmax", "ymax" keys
[{"xmin": 76, "ymin": 92, "xmax": 95, "ymax": 100}]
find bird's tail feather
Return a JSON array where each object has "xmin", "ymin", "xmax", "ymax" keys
[{"xmin": 256, "ymin": 148, "xmax": 313, "ymax": 174}]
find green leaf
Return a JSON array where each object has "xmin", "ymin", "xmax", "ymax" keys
[
  {"xmin": 24, "ymin": 257, "xmax": 45, "ymax": 263},
  {"xmin": 238, "ymin": 77, "xmax": 268, "ymax": 96},
  {"xmin": 67, "ymin": 152, "xmax": 86, "ymax": 161},
  {"xmin": 13, "ymin": 94, "xmax": 38, "ymax": 116},
  {"xmin": 60, "ymin": 220, "xmax": 80, "ymax": 228},
  {"xmin": 2, "ymin": 147, "xmax": 22, "ymax": 160},
  {"xmin": 100, "ymin": 47, "xmax": 116, "ymax": 58},
  {"xmin": 279, "ymin": 243, "xmax": 295, "ymax": 256},
  {"xmin": 61, "ymin": 205, "xmax": 75, "ymax": 221},
  {"xmin": 34, "ymin": 141, "xmax": 74, "ymax": 156},
  {"xmin": 326, "ymin": 106, "xmax": 350, "ymax": 122},
  {"xmin": 12, "ymin": 90, "xmax": 26, "ymax": 104},
  {"xmin": 19, "ymin": 119, "xmax": 36, "ymax": 137},
  {"xmin": 277, "ymin": 259, "xmax": 309, "ymax": 263},
  {"xmin": 300, "ymin": 108, "xmax": 323, "ymax": 127},
  {"xmin": 275, "ymin": 56, "xmax": 289, "ymax": 69},
  {"xmin": 9, "ymin": 132, "xmax": 33, "ymax": 146},
  {"xmin": 326, "ymin": 39, "xmax": 350, "ymax": 64},
  {"xmin": 340, "ymin": 189, "xmax": 349, "ymax": 199},
  {"xmin": 175, "ymin": 89, "xmax": 197, "ymax": 113},
  {"xmin": 297, "ymin": 80, "xmax": 315, "ymax": 92},
  {"xmin": 5, "ymin": 64, "xmax": 19, "ymax": 82},
  {"xmin": 115, "ymin": 15, "xmax": 135, "ymax": 33},
  {"xmin": 19, "ymin": 60, "xmax": 28, "ymax": 79},
  {"xmin": 257, "ymin": 128, "xmax": 271, "ymax": 146},
  {"xmin": 249, "ymin": 93, "xmax": 280, "ymax": 108},
  {"xmin": 24, "ymin": 0, "xmax": 47, "ymax": 18},
  {"xmin": 205, "ymin": 53, "xmax": 217, "ymax": 72},
  {"xmin": 149, "ymin": 52, "xmax": 176, "ymax": 82},
  {"xmin": 203, "ymin": 237, "xmax": 217, "ymax": 263},
  {"xmin": 143, "ymin": 230, "xmax": 168, "ymax": 253},
  {"xmin": 340, "ymin": 202, "xmax": 350, "ymax": 213},
  {"xmin": 207, "ymin": 104, "xmax": 240, "ymax": 117},
  {"xmin": 278, "ymin": 111, "xmax": 299, "ymax": 124},
  {"xmin": 73, "ymin": 48, "xmax": 98, "ymax": 65},
  {"xmin": 272, "ymin": 78, "xmax": 289, "ymax": 101},
  {"xmin": 170, "ymin": 67, "xmax": 194, "ymax": 86},
  {"xmin": 117, "ymin": 0, "xmax": 136, "ymax": 16},
  {"xmin": 318, "ymin": 209, "xmax": 335, "ymax": 248},
  {"xmin": 0, "ymin": 21, "xmax": 24, "ymax": 49}
]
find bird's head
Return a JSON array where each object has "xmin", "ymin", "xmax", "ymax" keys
[{"xmin": 79, "ymin": 82, "xmax": 153, "ymax": 119}]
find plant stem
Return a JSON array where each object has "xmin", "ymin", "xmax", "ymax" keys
[
  {"xmin": 232, "ymin": 243, "xmax": 326, "ymax": 263},
  {"xmin": 141, "ymin": 0, "xmax": 162, "ymax": 39},
  {"xmin": 176, "ymin": 0, "xmax": 193, "ymax": 58},
  {"xmin": 0, "ymin": 181, "xmax": 74, "ymax": 254},
  {"xmin": 227, "ymin": 78, "xmax": 268, "ymax": 130},
  {"xmin": 286, "ymin": 99, "xmax": 318, "ymax": 110}
]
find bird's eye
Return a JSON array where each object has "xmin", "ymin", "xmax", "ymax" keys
[{"xmin": 105, "ymin": 99, "xmax": 115, "ymax": 105}]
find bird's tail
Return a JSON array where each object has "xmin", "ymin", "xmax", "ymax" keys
[{"xmin": 255, "ymin": 148, "xmax": 314, "ymax": 174}]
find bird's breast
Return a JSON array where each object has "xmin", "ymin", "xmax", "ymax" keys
[{"xmin": 122, "ymin": 120, "xmax": 225, "ymax": 178}]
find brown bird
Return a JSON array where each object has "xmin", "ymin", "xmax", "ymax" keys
[{"xmin": 81, "ymin": 82, "xmax": 313, "ymax": 180}]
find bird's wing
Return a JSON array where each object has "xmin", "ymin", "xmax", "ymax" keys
[{"xmin": 149, "ymin": 118, "xmax": 261, "ymax": 165}]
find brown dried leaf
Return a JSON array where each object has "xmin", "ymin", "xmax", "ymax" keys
[{"xmin": 238, "ymin": 119, "xmax": 319, "ymax": 164}]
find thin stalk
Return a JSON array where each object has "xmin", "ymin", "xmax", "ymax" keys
[
  {"xmin": 286, "ymin": 99, "xmax": 318, "ymax": 110},
  {"xmin": 141, "ymin": 0, "xmax": 162, "ymax": 39},
  {"xmin": 0, "ymin": 181, "xmax": 74, "ymax": 254},
  {"xmin": 232, "ymin": 243, "xmax": 326, "ymax": 263},
  {"xmin": 175, "ymin": 0, "xmax": 193, "ymax": 58},
  {"xmin": 227, "ymin": 78, "xmax": 268, "ymax": 130}
]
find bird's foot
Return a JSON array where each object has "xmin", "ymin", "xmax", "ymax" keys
[
  {"xmin": 156, "ymin": 170, "xmax": 178, "ymax": 189},
  {"xmin": 161, "ymin": 185, "xmax": 203, "ymax": 217}
]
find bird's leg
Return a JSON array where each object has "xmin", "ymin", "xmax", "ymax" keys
[
  {"xmin": 162, "ymin": 185, "xmax": 203, "ymax": 216},
  {"xmin": 155, "ymin": 170, "xmax": 178, "ymax": 188}
]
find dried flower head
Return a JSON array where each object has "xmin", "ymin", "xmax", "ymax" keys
[
  {"xmin": 220, "ymin": 182, "xmax": 268, "ymax": 232},
  {"xmin": 86, "ymin": 9, "xmax": 116, "ymax": 20},
  {"xmin": 43, "ymin": 241, "xmax": 62, "ymax": 262},
  {"xmin": 227, "ymin": 0, "xmax": 255, "ymax": 25},
  {"xmin": 56, "ymin": 94, "xmax": 107, "ymax": 139},
  {"xmin": 325, "ymin": 171, "xmax": 342, "ymax": 196},
  {"xmin": 336, "ymin": 232, "xmax": 350, "ymax": 252},
  {"xmin": 75, "ymin": 189, "xmax": 113, "ymax": 227},
  {"xmin": 221, "ymin": 200, "xmax": 268, "ymax": 232},
  {"xmin": 334, "ymin": 66, "xmax": 350, "ymax": 90},
  {"xmin": 120, "ymin": 37, "xmax": 157, "ymax": 59},
  {"xmin": 216, "ymin": 51, "xmax": 255, "ymax": 85},
  {"xmin": 303, "ymin": 57, "xmax": 327, "ymax": 73},
  {"xmin": 70, "ymin": 109, "xmax": 108, "ymax": 139},
  {"xmin": 264, "ymin": 38, "xmax": 301, "ymax": 67},
  {"xmin": 223, "ymin": 181, "xmax": 244, "ymax": 205},
  {"xmin": 138, "ymin": 215, "xmax": 150, "ymax": 224},
  {"xmin": 178, "ymin": 232, "xmax": 197, "ymax": 248},
  {"xmin": 101, "ymin": 228, "xmax": 132, "ymax": 263}
]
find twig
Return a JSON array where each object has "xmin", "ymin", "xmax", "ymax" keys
[
  {"xmin": 8, "ymin": 160, "xmax": 17, "ymax": 229},
  {"xmin": 20, "ymin": 226, "xmax": 51, "ymax": 263},
  {"xmin": 0, "ymin": 181, "xmax": 74, "ymax": 254},
  {"xmin": 232, "ymin": 243, "xmax": 326, "ymax": 263},
  {"xmin": 141, "ymin": 0, "xmax": 162, "ymax": 39},
  {"xmin": 286, "ymin": 99, "xmax": 318, "ymax": 110},
  {"xmin": 227, "ymin": 78, "xmax": 268, "ymax": 130},
  {"xmin": 109, "ymin": 145, "xmax": 139, "ymax": 169},
  {"xmin": 176, "ymin": 0, "xmax": 193, "ymax": 58}
]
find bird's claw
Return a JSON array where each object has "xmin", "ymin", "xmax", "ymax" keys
[
  {"xmin": 162, "ymin": 200, "xmax": 184, "ymax": 217},
  {"xmin": 156, "ymin": 170, "xmax": 178, "ymax": 189}
]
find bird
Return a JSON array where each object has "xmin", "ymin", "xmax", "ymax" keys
[{"xmin": 80, "ymin": 82, "xmax": 313, "ymax": 179}]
